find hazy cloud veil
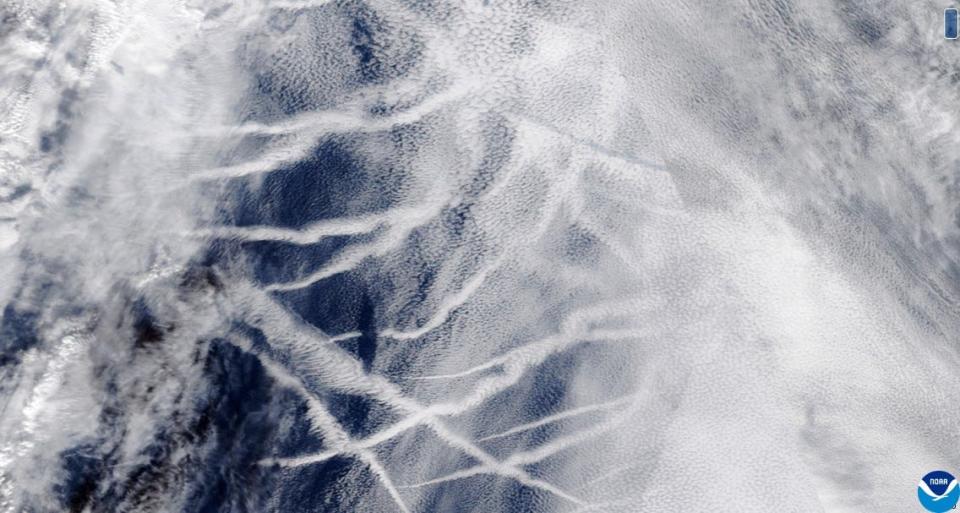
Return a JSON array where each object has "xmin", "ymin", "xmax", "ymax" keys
[{"xmin": 1, "ymin": 0, "xmax": 959, "ymax": 511}]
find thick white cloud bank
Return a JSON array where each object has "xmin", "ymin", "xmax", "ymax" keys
[{"xmin": 1, "ymin": 0, "xmax": 959, "ymax": 512}]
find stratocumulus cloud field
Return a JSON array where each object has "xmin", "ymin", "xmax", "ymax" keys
[{"xmin": 1, "ymin": 0, "xmax": 959, "ymax": 511}]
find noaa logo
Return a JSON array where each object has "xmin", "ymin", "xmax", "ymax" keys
[{"xmin": 918, "ymin": 471, "xmax": 960, "ymax": 512}]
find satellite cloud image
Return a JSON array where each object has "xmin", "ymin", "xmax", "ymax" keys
[{"xmin": 1, "ymin": 1, "xmax": 959, "ymax": 512}]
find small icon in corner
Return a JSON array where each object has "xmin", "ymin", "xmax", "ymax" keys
[
  {"xmin": 918, "ymin": 470, "xmax": 960, "ymax": 513},
  {"xmin": 946, "ymin": 8, "xmax": 959, "ymax": 39}
]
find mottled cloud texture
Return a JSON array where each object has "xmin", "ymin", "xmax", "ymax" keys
[{"xmin": 1, "ymin": 1, "xmax": 959, "ymax": 512}]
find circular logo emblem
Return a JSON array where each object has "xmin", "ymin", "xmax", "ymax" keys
[{"xmin": 918, "ymin": 470, "xmax": 960, "ymax": 513}]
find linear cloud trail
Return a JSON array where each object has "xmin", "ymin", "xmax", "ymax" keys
[
  {"xmin": 226, "ymin": 284, "xmax": 591, "ymax": 508},
  {"xmin": 399, "ymin": 387, "xmax": 655, "ymax": 494},
  {"xmin": 225, "ymin": 335, "xmax": 413, "ymax": 513},
  {"xmin": 379, "ymin": 252, "xmax": 507, "ymax": 341},
  {"xmin": 190, "ymin": 79, "xmax": 476, "ymax": 182},
  {"xmin": 194, "ymin": 208, "xmax": 405, "ymax": 245},
  {"xmin": 263, "ymin": 197, "xmax": 449, "ymax": 292},
  {"xmin": 377, "ymin": 126, "xmax": 593, "ymax": 343},
  {"xmin": 410, "ymin": 297, "xmax": 660, "ymax": 381},
  {"xmin": 476, "ymin": 394, "xmax": 634, "ymax": 443},
  {"xmin": 240, "ymin": 293, "xmax": 657, "ymax": 507}
]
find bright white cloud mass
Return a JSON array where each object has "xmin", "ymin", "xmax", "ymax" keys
[{"xmin": 1, "ymin": 1, "xmax": 959, "ymax": 511}]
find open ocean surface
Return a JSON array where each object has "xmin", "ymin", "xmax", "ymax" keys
[{"xmin": 2, "ymin": 1, "xmax": 960, "ymax": 511}]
